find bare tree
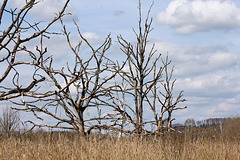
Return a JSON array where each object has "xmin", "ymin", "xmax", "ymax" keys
[
  {"xmin": 0, "ymin": 0, "xmax": 126, "ymax": 137},
  {"xmin": 10, "ymin": 18, "xmax": 125, "ymax": 137},
  {"xmin": 154, "ymin": 57, "xmax": 187, "ymax": 133},
  {"xmin": 0, "ymin": 107, "xmax": 20, "ymax": 136},
  {"xmin": 1, "ymin": 0, "xmax": 186, "ymax": 138},
  {"xmin": 103, "ymin": 1, "xmax": 186, "ymax": 137},
  {"xmin": 116, "ymin": 2, "xmax": 163, "ymax": 136},
  {"xmin": 0, "ymin": 0, "xmax": 70, "ymax": 100},
  {"xmin": 185, "ymin": 118, "xmax": 196, "ymax": 128}
]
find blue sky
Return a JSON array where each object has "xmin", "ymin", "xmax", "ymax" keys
[{"xmin": 3, "ymin": 0, "xmax": 240, "ymax": 124}]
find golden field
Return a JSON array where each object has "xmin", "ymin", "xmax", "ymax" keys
[{"xmin": 0, "ymin": 118, "xmax": 239, "ymax": 160}]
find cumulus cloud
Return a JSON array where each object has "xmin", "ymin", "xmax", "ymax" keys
[
  {"xmin": 174, "ymin": 51, "xmax": 240, "ymax": 76},
  {"xmin": 172, "ymin": 72, "xmax": 240, "ymax": 122},
  {"xmin": 176, "ymin": 75, "xmax": 240, "ymax": 96},
  {"xmin": 151, "ymin": 41, "xmax": 240, "ymax": 76},
  {"xmin": 157, "ymin": 0, "xmax": 240, "ymax": 34},
  {"xmin": 174, "ymin": 91, "xmax": 240, "ymax": 122},
  {"xmin": 149, "ymin": 40, "xmax": 240, "ymax": 122}
]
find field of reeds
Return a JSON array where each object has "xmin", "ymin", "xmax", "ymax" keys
[{"xmin": 0, "ymin": 117, "xmax": 239, "ymax": 160}]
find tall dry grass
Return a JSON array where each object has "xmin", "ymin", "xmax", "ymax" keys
[
  {"xmin": 0, "ymin": 133, "xmax": 239, "ymax": 160},
  {"xmin": 0, "ymin": 117, "xmax": 239, "ymax": 160}
]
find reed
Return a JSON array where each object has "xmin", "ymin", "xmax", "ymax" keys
[
  {"xmin": 0, "ymin": 117, "xmax": 239, "ymax": 160},
  {"xmin": 0, "ymin": 132, "xmax": 239, "ymax": 160}
]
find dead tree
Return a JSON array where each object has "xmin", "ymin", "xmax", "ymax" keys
[
  {"xmin": 117, "ymin": 2, "xmax": 163, "ymax": 136},
  {"xmin": 102, "ymin": 1, "xmax": 163, "ymax": 136},
  {"xmin": 0, "ymin": 107, "xmax": 20, "ymax": 136},
  {"xmin": 142, "ymin": 56, "xmax": 187, "ymax": 134},
  {"xmin": 1, "ymin": 0, "xmax": 186, "ymax": 138},
  {"xmin": 0, "ymin": 0, "xmax": 125, "ymax": 137},
  {"xmin": 104, "ymin": 1, "xmax": 186, "ymax": 137},
  {"xmin": 11, "ymin": 18, "xmax": 124, "ymax": 137},
  {"xmin": 154, "ymin": 57, "xmax": 187, "ymax": 133},
  {"xmin": 0, "ymin": 0, "xmax": 70, "ymax": 100}
]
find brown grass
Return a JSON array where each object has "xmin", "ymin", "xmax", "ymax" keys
[
  {"xmin": 0, "ymin": 117, "xmax": 240, "ymax": 160},
  {"xmin": 0, "ymin": 133, "xmax": 239, "ymax": 160}
]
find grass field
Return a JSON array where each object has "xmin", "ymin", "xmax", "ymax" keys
[
  {"xmin": 0, "ymin": 118, "xmax": 239, "ymax": 160},
  {"xmin": 0, "ymin": 133, "xmax": 239, "ymax": 159}
]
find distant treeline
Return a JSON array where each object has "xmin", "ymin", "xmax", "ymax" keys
[{"xmin": 172, "ymin": 117, "xmax": 239, "ymax": 131}]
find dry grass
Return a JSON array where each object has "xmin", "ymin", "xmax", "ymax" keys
[
  {"xmin": 0, "ymin": 133, "xmax": 239, "ymax": 160},
  {"xmin": 0, "ymin": 117, "xmax": 240, "ymax": 160}
]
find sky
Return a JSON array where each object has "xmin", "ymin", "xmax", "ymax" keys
[{"xmin": 2, "ymin": 0, "xmax": 240, "ymax": 124}]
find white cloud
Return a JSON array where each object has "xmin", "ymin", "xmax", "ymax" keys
[
  {"xmin": 174, "ymin": 94, "xmax": 240, "ymax": 123},
  {"xmin": 177, "ymin": 75, "xmax": 240, "ymax": 95},
  {"xmin": 21, "ymin": 31, "xmax": 104, "ymax": 61},
  {"xmin": 82, "ymin": 32, "xmax": 102, "ymax": 43},
  {"xmin": 174, "ymin": 51, "xmax": 240, "ymax": 76},
  {"xmin": 8, "ymin": 0, "xmax": 77, "ymax": 20},
  {"xmin": 152, "ymin": 41, "xmax": 240, "ymax": 76},
  {"xmin": 145, "ymin": 39, "xmax": 240, "ymax": 122},
  {"xmin": 157, "ymin": 0, "xmax": 240, "ymax": 34},
  {"xmin": 150, "ymin": 39, "xmax": 240, "ymax": 122}
]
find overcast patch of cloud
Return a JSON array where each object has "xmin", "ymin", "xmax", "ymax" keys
[{"xmin": 157, "ymin": 0, "xmax": 240, "ymax": 34}]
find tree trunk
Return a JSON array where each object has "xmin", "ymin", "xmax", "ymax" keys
[{"xmin": 77, "ymin": 109, "xmax": 85, "ymax": 137}]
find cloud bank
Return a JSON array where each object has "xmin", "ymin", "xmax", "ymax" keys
[
  {"xmin": 151, "ymin": 41, "xmax": 240, "ymax": 76},
  {"xmin": 157, "ymin": 0, "xmax": 240, "ymax": 34},
  {"xmin": 147, "ymin": 39, "xmax": 240, "ymax": 122}
]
